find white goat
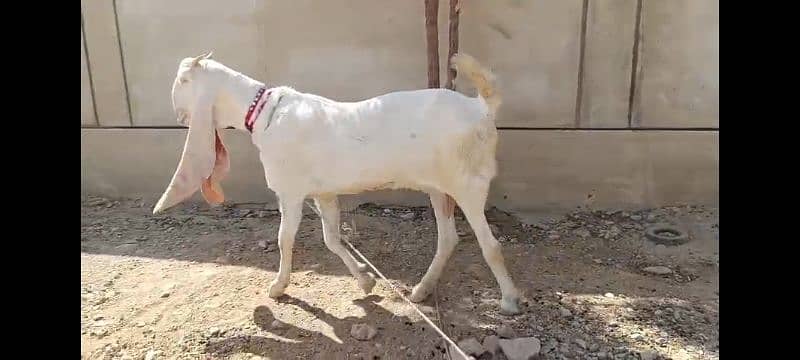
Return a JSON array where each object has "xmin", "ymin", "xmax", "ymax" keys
[{"xmin": 153, "ymin": 52, "xmax": 522, "ymax": 314}]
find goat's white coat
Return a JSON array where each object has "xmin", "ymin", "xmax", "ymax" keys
[
  {"xmin": 154, "ymin": 53, "xmax": 521, "ymax": 314},
  {"xmin": 255, "ymin": 87, "xmax": 495, "ymax": 197}
]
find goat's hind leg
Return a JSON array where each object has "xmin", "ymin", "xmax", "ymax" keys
[
  {"xmin": 409, "ymin": 190, "xmax": 460, "ymax": 302},
  {"xmin": 315, "ymin": 195, "xmax": 376, "ymax": 294},
  {"xmin": 454, "ymin": 182, "xmax": 522, "ymax": 315}
]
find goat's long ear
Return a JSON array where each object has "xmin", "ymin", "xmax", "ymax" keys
[
  {"xmin": 200, "ymin": 130, "xmax": 230, "ymax": 205},
  {"xmin": 153, "ymin": 93, "xmax": 226, "ymax": 214}
]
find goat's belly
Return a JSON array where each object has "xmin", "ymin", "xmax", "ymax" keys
[
  {"xmin": 309, "ymin": 160, "xmax": 441, "ymax": 195},
  {"xmin": 324, "ymin": 181, "xmax": 417, "ymax": 195}
]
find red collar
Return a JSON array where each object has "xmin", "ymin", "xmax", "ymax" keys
[{"xmin": 244, "ymin": 87, "xmax": 272, "ymax": 133}]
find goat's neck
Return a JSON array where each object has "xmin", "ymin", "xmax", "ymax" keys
[{"xmin": 213, "ymin": 72, "xmax": 266, "ymax": 131}]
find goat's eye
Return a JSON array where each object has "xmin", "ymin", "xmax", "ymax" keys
[{"xmin": 179, "ymin": 77, "xmax": 189, "ymax": 84}]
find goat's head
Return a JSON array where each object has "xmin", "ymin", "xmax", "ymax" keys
[{"xmin": 153, "ymin": 51, "xmax": 230, "ymax": 214}]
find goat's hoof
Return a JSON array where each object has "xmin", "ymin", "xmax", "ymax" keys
[
  {"xmin": 499, "ymin": 297, "xmax": 522, "ymax": 316},
  {"xmin": 408, "ymin": 284, "xmax": 431, "ymax": 303},
  {"xmin": 358, "ymin": 273, "xmax": 376, "ymax": 294},
  {"xmin": 268, "ymin": 281, "xmax": 287, "ymax": 298}
]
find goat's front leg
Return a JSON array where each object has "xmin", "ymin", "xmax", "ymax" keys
[
  {"xmin": 314, "ymin": 195, "xmax": 376, "ymax": 294},
  {"xmin": 268, "ymin": 198, "xmax": 303, "ymax": 298},
  {"xmin": 409, "ymin": 191, "xmax": 459, "ymax": 302}
]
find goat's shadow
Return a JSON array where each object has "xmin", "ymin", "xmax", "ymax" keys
[{"xmin": 204, "ymin": 294, "xmax": 444, "ymax": 359}]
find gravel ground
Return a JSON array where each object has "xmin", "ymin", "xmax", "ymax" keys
[{"xmin": 81, "ymin": 197, "xmax": 718, "ymax": 360}]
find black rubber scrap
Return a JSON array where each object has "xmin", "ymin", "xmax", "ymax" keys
[{"xmin": 645, "ymin": 224, "xmax": 689, "ymax": 245}]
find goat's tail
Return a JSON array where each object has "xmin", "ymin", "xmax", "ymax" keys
[{"xmin": 450, "ymin": 53, "xmax": 501, "ymax": 116}]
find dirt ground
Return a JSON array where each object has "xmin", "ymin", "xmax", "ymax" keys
[{"xmin": 81, "ymin": 196, "xmax": 718, "ymax": 360}]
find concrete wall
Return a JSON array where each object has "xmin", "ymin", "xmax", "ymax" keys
[
  {"xmin": 631, "ymin": 0, "xmax": 719, "ymax": 128},
  {"xmin": 579, "ymin": 0, "xmax": 637, "ymax": 128},
  {"xmin": 81, "ymin": 26, "xmax": 96, "ymax": 127},
  {"xmin": 81, "ymin": 0, "xmax": 131, "ymax": 127},
  {"xmin": 81, "ymin": 0, "xmax": 719, "ymax": 212}
]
